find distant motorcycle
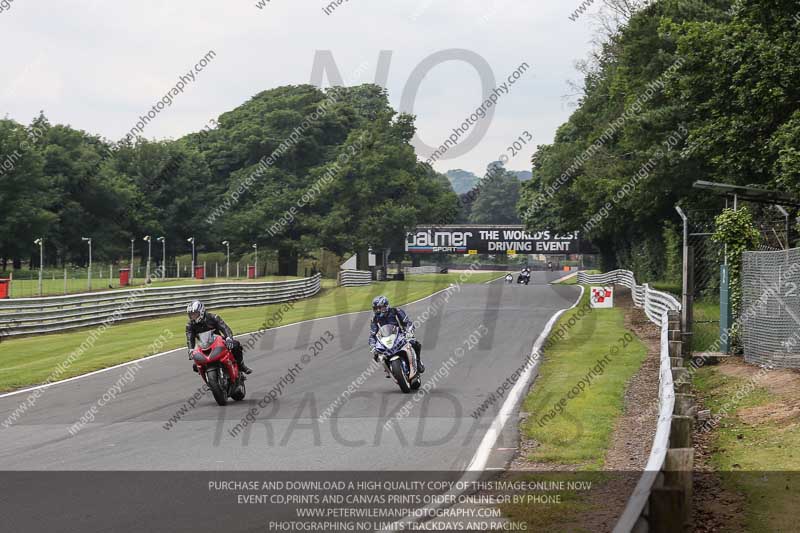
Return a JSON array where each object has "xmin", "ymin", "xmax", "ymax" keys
[
  {"xmin": 517, "ymin": 271, "xmax": 530, "ymax": 285},
  {"xmin": 505, "ymin": 274, "xmax": 513, "ymax": 284},
  {"xmin": 374, "ymin": 324, "xmax": 421, "ymax": 393},
  {"xmin": 190, "ymin": 331, "xmax": 246, "ymax": 406}
]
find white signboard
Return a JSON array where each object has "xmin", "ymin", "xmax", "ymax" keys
[{"xmin": 590, "ymin": 286, "xmax": 614, "ymax": 308}]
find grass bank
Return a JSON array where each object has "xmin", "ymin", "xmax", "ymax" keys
[
  {"xmin": 405, "ymin": 271, "xmax": 502, "ymax": 284},
  {"xmin": 692, "ymin": 296, "xmax": 721, "ymax": 352},
  {"xmin": 693, "ymin": 362, "xmax": 800, "ymax": 532},
  {"xmin": 0, "ymin": 275, "xmax": 479, "ymax": 391},
  {"xmin": 557, "ymin": 269, "xmax": 599, "ymax": 285},
  {"xmin": 520, "ymin": 289, "xmax": 647, "ymax": 466},
  {"xmin": 499, "ymin": 287, "xmax": 649, "ymax": 529}
]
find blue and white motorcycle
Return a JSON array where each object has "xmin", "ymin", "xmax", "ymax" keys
[{"xmin": 375, "ymin": 324, "xmax": 421, "ymax": 393}]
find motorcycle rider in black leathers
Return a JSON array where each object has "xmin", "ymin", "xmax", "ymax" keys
[
  {"xmin": 186, "ymin": 300, "xmax": 252, "ymax": 374},
  {"xmin": 369, "ymin": 295, "xmax": 424, "ymax": 377}
]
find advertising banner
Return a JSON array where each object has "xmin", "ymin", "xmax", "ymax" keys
[{"xmin": 405, "ymin": 226, "xmax": 592, "ymax": 254}]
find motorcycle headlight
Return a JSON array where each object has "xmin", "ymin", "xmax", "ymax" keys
[{"xmin": 378, "ymin": 334, "xmax": 396, "ymax": 349}]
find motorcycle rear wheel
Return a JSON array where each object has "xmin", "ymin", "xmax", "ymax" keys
[
  {"xmin": 390, "ymin": 359, "xmax": 411, "ymax": 393},
  {"xmin": 206, "ymin": 367, "xmax": 228, "ymax": 406}
]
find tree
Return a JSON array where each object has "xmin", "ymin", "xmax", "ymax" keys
[
  {"xmin": 711, "ymin": 207, "xmax": 761, "ymax": 321},
  {"xmin": 38, "ymin": 120, "xmax": 143, "ymax": 265},
  {"xmin": 198, "ymin": 84, "xmax": 456, "ymax": 274},
  {"xmin": 0, "ymin": 118, "xmax": 54, "ymax": 269},
  {"xmin": 518, "ymin": 0, "xmax": 796, "ymax": 276},
  {"xmin": 469, "ymin": 163, "xmax": 522, "ymax": 224}
]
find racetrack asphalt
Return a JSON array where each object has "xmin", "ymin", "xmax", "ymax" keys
[{"xmin": 0, "ymin": 271, "xmax": 579, "ymax": 532}]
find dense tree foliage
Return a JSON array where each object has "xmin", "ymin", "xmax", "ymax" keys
[
  {"xmin": 0, "ymin": 84, "xmax": 458, "ymax": 273},
  {"xmin": 468, "ymin": 163, "xmax": 522, "ymax": 225},
  {"xmin": 519, "ymin": 0, "xmax": 799, "ymax": 275},
  {"xmin": 447, "ymin": 166, "xmax": 532, "ymax": 224}
]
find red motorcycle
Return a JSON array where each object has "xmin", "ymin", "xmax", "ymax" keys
[{"xmin": 191, "ymin": 331, "xmax": 246, "ymax": 406}]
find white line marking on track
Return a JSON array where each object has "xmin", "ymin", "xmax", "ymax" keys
[
  {"xmin": 381, "ymin": 285, "xmax": 585, "ymax": 532},
  {"xmin": 467, "ymin": 285, "xmax": 585, "ymax": 471},
  {"xmin": 551, "ymin": 271, "xmax": 579, "ymax": 284},
  {"xmin": 484, "ymin": 273, "xmax": 508, "ymax": 284}
]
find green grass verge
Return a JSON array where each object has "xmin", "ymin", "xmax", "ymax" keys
[
  {"xmin": 521, "ymin": 288, "xmax": 647, "ymax": 467},
  {"xmin": 649, "ymin": 280, "xmax": 681, "ymax": 295},
  {"xmin": 498, "ymin": 471, "xmax": 607, "ymax": 533},
  {"xmin": 0, "ymin": 277, "xmax": 467, "ymax": 392},
  {"xmin": 404, "ymin": 271, "xmax": 503, "ymax": 284},
  {"xmin": 693, "ymin": 296, "xmax": 721, "ymax": 352},
  {"xmin": 498, "ymin": 287, "xmax": 648, "ymax": 531},
  {"xmin": 558, "ymin": 270, "xmax": 599, "ymax": 285},
  {"xmin": 693, "ymin": 366, "xmax": 800, "ymax": 533}
]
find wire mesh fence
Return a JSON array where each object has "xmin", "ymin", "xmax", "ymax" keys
[
  {"xmin": 741, "ymin": 247, "xmax": 800, "ymax": 368},
  {"xmin": 684, "ymin": 206, "xmax": 793, "ymax": 353},
  {"xmin": 684, "ymin": 209, "xmax": 721, "ymax": 300},
  {"xmin": 683, "ymin": 210, "xmax": 723, "ymax": 353}
]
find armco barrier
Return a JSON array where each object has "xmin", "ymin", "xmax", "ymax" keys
[
  {"xmin": 339, "ymin": 270, "xmax": 372, "ymax": 287},
  {"xmin": 0, "ymin": 275, "xmax": 322, "ymax": 337},
  {"xmin": 578, "ymin": 270, "xmax": 693, "ymax": 532}
]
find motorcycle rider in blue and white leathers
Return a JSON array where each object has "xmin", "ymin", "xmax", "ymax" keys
[{"xmin": 368, "ymin": 296, "xmax": 424, "ymax": 377}]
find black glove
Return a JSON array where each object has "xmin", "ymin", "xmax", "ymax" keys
[
  {"xmin": 371, "ymin": 346, "xmax": 380, "ymax": 362},
  {"xmin": 225, "ymin": 337, "xmax": 236, "ymax": 350},
  {"xmin": 187, "ymin": 349, "xmax": 194, "ymax": 360}
]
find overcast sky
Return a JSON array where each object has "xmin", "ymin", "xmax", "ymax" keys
[{"xmin": 0, "ymin": 0, "xmax": 598, "ymax": 176}]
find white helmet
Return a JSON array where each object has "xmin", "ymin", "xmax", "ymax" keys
[{"xmin": 187, "ymin": 300, "xmax": 205, "ymax": 324}]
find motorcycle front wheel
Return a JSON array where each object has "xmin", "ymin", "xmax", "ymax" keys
[
  {"xmin": 390, "ymin": 359, "xmax": 411, "ymax": 393},
  {"xmin": 206, "ymin": 367, "xmax": 228, "ymax": 406},
  {"xmin": 231, "ymin": 379, "xmax": 246, "ymax": 401}
]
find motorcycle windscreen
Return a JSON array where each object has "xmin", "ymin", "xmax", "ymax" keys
[
  {"xmin": 376, "ymin": 324, "xmax": 399, "ymax": 350},
  {"xmin": 197, "ymin": 331, "xmax": 216, "ymax": 350}
]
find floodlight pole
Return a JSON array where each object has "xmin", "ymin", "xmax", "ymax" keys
[
  {"xmin": 252, "ymin": 243, "xmax": 258, "ymax": 279},
  {"xmin": 222, "ymin": 241, "xmax": 230, "ymax": 279},
  {"xmin": 143, "ymin": 236, "xmax": 152, "ymax": 282},
  {"xmin": 82, "ymin": 237, "xmax": 92, "ymax": 290},
  {"xmin": 675, "ymin": 206, "xmax": 693, "ymax": 355},
  {"xmin": 776, "ymin": 205, "xmax": 789, "ymax": 250},
  {"xmin": 187, "ymin": 237, "xmax": 195, "ymax": 277},
  {"xmin": 34, "ymin": 238, "xmax": 44, "ymax": 296}
]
